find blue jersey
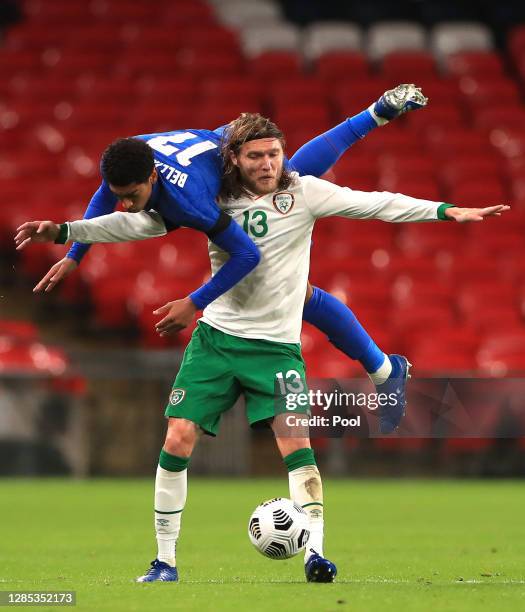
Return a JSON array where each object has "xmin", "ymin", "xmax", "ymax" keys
[
  {"xmin": 137, "ymin": 128, "xmax": 224, "ymax": 231},
  {"xmin": 67, "ymin": 127, "xmax": 228, "ymax": 262}
]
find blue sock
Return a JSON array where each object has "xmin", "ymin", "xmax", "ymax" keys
[{"xmin": 303, "ymin": 287, "xmax": 385, "ymax": 373}]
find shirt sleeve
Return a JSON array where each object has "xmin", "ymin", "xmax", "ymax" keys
[
  {"xmin": 64, "ymin": 211, "xmax": 167, "ymax": 244},
  {"xmin": 301, "ymin": 176, "xmax": 444, "ymax": 222},
  {"xmin": 66, "ymin": 181, "xmax": 119, "ymax": 262}
]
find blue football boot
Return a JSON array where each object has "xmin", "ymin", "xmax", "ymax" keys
[
  {"xmin": 371, "ymin": 83, "xmax": 428, "ymax": 124},
  {"xmin": 376, "ymin": 354, "xmax": 412, "ymax": 434},
  {"xmin": 136, "ymin": 559, "xmax": 179, "ymax": 582},
  {"xmin": 305, "ymin": 550, "xmax": 337, "ymax": 583}
]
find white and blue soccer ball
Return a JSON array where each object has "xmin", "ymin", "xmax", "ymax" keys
[{"xmin": 248, "ymin": 497, "xmax": 310, "ymax": 559}]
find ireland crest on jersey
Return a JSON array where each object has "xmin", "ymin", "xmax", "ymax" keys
[
  {"xmin": 169, "ymin": 388, "xmax": 186, "ymax": 405},
  {"xmin": 273, "ymin": 192, "xmax": 295, "ymax": 215}
]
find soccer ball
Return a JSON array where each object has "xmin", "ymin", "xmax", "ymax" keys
[{"xmin": 248, "ymin": 497, "xmax": 310, "ymax": 559}]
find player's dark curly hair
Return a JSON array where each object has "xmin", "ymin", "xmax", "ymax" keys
[
  {"xmin": 100, "ymin": 137, "xmax": 155, "ymax": 186},
  {"xmin": 220, "ymin": 113, "xmax": 293, "ymax": 200}
]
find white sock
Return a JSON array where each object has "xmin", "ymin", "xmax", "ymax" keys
[
  {"xmin": 368, "ymin": 353, "xmax": 392, "ymax": 385},
  {"xmin": 154, "ymin": 465, "xmax": 187, "ymax": 567},
  {"xmin": 288, "ymin": 464, "xmax": 324, "ymax": 562}
]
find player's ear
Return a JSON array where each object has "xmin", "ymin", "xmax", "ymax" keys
[
  {"xmin": 229, "ymin": 150, "xmax": 238, "ymax": 167},
  {"xmin": 150, "ymin": 168, "xmax": 158, "ymax": 183}
]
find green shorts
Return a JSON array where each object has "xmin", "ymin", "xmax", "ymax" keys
[{"xmin": 165, "ymin": 322, "xmax": 308, "ymax": 436}]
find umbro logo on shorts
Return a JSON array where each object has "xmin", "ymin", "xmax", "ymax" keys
[
  {"xmin": 169, "ymin": 388, "xmax": 186, "ymax": 406},
  {"xmin": 272, "ymin": 192, "xmax": 295, "ymax": 215}
]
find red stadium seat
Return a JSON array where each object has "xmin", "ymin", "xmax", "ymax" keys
[
  {"xmin": 446, "ymin": 180, "xmax": 507, "ymax": 207},
  {"xmin": 249, "ymin": 52, "xmax": 304, "ymax": 78},
  {"xmin": 457, "ymin": 281, "xmax": 518, "ymax": 318},
  {"xmin": 410, "ymin": 347, "xmax": 478, "ymax": 375},
  {"xmin": 51, "ymin": 50, "xmax": 114, "ymax": 77},
  {"xmin": 391, "ymin": 278, "xmax": 454, "ymax": 309},
  {"xmin": 333, "ymin": 166, "xmax": 377, "ymax": 192},
  {"xmin": 377, "ymin": 175, "xmax": 441, "ymax": 200},
  {"xmin": 397, "ymin": 223, "xmax": 467, "ymax": 256},
  {"xmin": 177, "ymin": 25, "xmax": 240, "ymax": 51},
  {"xmin": 477, "ymin": 332, "xmax": 525, "ymax": 375},
  {"xmin": 90, "ymin": 1, "xmax": 153, "ymax": 23},
  {"xmin": 467, "ymin": 306, "xmax": 524, "ymax": 334},
  {"xmin": 162, "ymin": 0, "xmax": 215, "ymax": 25},
  {"xmin": 194, "ymin": 101, "xmax": 260, "ymax": 127},
  {"xmin": 489, "ymin": 128, "xmax": 525, "ymax": 159},
  {"xmin": 68, "ymin": 24, "xmax": 127, "ymax": 54},
  {"xmin": 404, "ymin": 104, "xmax": 465, "ymax": 134},
  {"xmin": 127, "ymin": 105, "xmax": 197, "ymax": 134},
  {"xmin": 439, "ymin": 156, "xmax": 502, "ymax": 191},
  {"xmin": 273, "ymin": 105, "xmax": 331, "ymax": 135},
  {"xmin": 380, "ymin": 51, "xmax": 438, "ymax": 81},
  {"xmin": 0, "ymin": 321, "xmax": 39, "ymax": 342},
  {"xmin": 333, "ymin": 78, "xmax": 393, "ymax": 117},
  {"xmin": 133, "ymin": 77, "xmax": 197, "ymax": 105},
  {"xmin": 390, "ymin": 304, "xmax": 457, "ymax": 336},
  {"xmin": 457, "ymin": 76, "xmax": 521, "ymax": 111},
  {"xmin": 445, "ymin": 51, "xmax": 505, "ymax": 78},
  {"xmin": 376, "ymin": 153, "xmax": 436, "ymax": 176},
  {"xmin": 314, "ymin": 51, "xmax": 370, "ymax": 81},
  {"xmin": 425, "ymin": 126, "xmax": 490, "ymax": 155},
  {"xmin": 406, "ymin": 327, "xmax": 480, "ymax": 359},
  {"xmin": 413, "ymin": 79, "xmax": 460, "ymax": 106},
  {"xmin": 266, "ymin": 77, "xmax": 327, "ymax": 112},
  {"xmin": 177, "ymin": 48, "xmax": 244, "ymax": 76},
  {"xmin": 199, "ymin": 77, "xmax": 262, "ymax": 107},
  {"xmin": 472, "ymin": 105, "xmax": 525, "ymax": 131},
  {"xmin": 355, "ymin": 128, "xmax": 421, "ymax": 155}
]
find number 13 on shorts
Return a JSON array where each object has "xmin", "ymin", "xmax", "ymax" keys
[{"xmin": 275, "ymin": 369, "xmax": 305, "ymax": 394}]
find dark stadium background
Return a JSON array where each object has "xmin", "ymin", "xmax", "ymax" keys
[{"xmin": 0, "ymin": 0, "xmax": 524, "ymax": 477}]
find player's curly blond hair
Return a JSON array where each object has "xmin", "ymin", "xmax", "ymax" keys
[{"xmin": 220, "ymin": 112, "xmax": 293, "ymax": 200}]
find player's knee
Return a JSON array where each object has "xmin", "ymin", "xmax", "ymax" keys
[{"xmin": 164, "ymin": 418, "xmax": 198, "ymax": 457}]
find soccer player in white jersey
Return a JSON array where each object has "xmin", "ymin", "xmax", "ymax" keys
[{"xmin": 15, "ymin": 115, "xmax": 509, "ymax": 583}]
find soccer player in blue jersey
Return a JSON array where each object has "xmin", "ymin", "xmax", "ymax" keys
[{"xmin": 29, "ymin": 84, "xmax": 427, "ymax": 430}]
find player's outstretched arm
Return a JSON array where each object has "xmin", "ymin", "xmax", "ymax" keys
[
  {"xmin": 290, "ymin": 83, "xmax": 428, "ymax": 178},
  {"xmin": 302, "ymin": 175, "xmax": 510, "ymax": 224},
  {"xmin": 15, "ymin": 211, "xmax": 168, "ymax": 292}
]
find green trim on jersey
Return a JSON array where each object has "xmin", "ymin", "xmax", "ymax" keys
[
  {"xmin": 54, "ymin": 223, "xmax": 69, "ymax": 244},
  {"xmin": 437, "ymin": 203, "xmax": 456, "ymax": 220},
  {"xmin": 165, "ymin": 322, "xmax": 308, "ymax": 436}
]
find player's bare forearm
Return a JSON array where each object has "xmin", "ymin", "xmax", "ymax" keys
[{"xmin": 444, "ymin": 204, "xmax": 510, "ymax": 223}]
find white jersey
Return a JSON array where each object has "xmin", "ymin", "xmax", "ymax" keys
[
  {"xmin": 64, "ymin": 174, "xmax": 447, "ymax": 344},
  {"xmin": 202, "ymin": 174, "xmax": 443, "ymax": 343}
]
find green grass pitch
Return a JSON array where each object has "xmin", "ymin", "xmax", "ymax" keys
[{"xmin": 1, "ymin": 479, "xmax": 524, "ymax": 611}]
